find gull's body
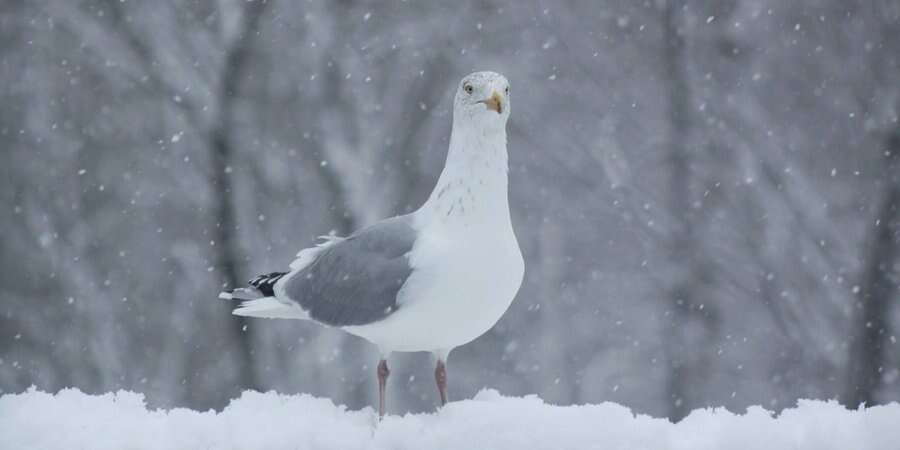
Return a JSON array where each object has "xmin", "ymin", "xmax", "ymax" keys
[{"xmin": 219, "ymin": 71, "xmax": 523, "ymax": 416}]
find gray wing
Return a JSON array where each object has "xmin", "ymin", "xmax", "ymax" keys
[{"xmin": 282, "ymin": 215, "xmax": 417, "ymax": 327}]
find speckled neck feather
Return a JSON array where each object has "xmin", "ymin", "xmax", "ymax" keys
[{"xmin": 422, "ymin": 118, "xmax": 510, "ymax": 224}]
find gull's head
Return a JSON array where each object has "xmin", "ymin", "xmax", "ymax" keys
[{"xmin": 453, "ymin": 71, "xmax": 510, "ymax": 127}]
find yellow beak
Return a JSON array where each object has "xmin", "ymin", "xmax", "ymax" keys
[{"xmin": 478, "ymin": 91, "xmax": 504, "ymax": 114}]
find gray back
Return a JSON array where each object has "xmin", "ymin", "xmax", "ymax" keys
[{"xmin": 282, "ymin": 215, "xmax": 417, "ymax": 327}]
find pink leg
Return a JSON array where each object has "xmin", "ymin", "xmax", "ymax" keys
[
  {"xmin": 435, "ymin": 359, "xmax": 448, "ymax": 406},
  {"xmin": 377, "ymin": 359, "xmax": 390, "ymax": 418}
]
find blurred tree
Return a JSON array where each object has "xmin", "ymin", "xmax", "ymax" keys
[
  {"xmin": 93, "ymin": 0, "xmax": 272, "ymax": 396},
  {"xmin": 207, "ymin": 0, "xmax": 270, "ymax": 394},
  {"xmin": 843, "ymin": 0, "xmax": 900, "ymax": 407},
  {"xmin": 659, "ymin": 0, "xmax": 720, "ymax": 420},
  {"xmin": 846, "ymin": 131, "xmax": 900, "ymax": 406}
]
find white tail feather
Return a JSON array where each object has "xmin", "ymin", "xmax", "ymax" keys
[
  {"xmin": 233, "ymin": 297, "xmax": 310, "ymax": 320},
  {"xmin": 218, "ymin": 287, "xmax": 262, "ymax": 301}
]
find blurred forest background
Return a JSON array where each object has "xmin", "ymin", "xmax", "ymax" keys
[{"xmin": 1, "ymin": 0, "xmax": 898, "ymax": 420}]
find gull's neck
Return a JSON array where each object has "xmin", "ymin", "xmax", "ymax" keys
[{"xmin": 420, "ymin": 120, "xmax": 510, "ymax": 226}]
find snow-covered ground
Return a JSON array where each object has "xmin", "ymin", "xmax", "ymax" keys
[{"xmin": 2, "ymin": 388, "xmax": 898, "ymax": 450}]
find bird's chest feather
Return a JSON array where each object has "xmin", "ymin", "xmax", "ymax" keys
[
  {"xmin": 371, "ymin": 222, "xmax": 522, "ymax": 351},
  {"xmin": 406, "ymin": 218, "xmax": 524, "ymax": 310}
]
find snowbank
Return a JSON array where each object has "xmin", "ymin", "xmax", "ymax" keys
[{"xmin": 1, "ymin": 388, "xmax": 898, "ymax": 450}]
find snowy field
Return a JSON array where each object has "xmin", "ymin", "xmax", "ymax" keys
[{"xmin": 2, "ymin": 388, "xmax": 898, "ymax": 450}]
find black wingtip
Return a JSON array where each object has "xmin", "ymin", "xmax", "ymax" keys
[{"xmin": 248, "ymin": 271, "xmax": 289, "ymax": 297}]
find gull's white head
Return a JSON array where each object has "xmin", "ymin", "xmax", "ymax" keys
[{"xmin": 453, "ymin": 71, "xmax": 510, "ymax": 128}]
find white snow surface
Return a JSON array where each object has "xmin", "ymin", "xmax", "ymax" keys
[{"xmin": 2, "ymin": 388, "xmax": 898, "ymax": 450}]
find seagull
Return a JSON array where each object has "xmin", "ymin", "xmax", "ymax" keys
[{"xmin": 219, "ymin": 71, "xmax": 524, "ymax": 417}]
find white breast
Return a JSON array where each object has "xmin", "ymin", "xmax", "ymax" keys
[{"xmin": 344, "ymin": 217, "xmax": 523, "ymax": 354}]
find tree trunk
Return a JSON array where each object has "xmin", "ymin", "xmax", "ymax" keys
[
  {"xmin": 209, "ymin": 0, "xmax": 269, "ymax": 394},
  {"xmin": 660, "ymin": 0, "xmax": 717, "ymax": 421},
  {"xmin": 844, "ymin": 132, "xmax": 900, "ymax": 407}
]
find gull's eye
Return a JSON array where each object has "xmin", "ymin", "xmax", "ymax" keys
[
  {"xmin": 464, "ymin": 83, "xmax": 473, "ymax": 94},
  {"xmin": 505, "ymin": 86, "xmax": 510, "ymax": 95}
]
